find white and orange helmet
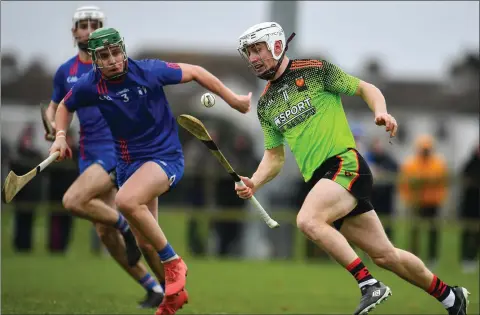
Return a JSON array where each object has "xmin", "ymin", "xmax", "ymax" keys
[{"xmin": 238, "ymin": 22, "xmax": 294, "ymax": 80}]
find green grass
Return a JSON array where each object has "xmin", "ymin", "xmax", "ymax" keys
[{"xmin": 2, "ymin": 207, "xmax": 479, "ymax": 314}]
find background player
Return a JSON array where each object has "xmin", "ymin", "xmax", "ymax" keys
[
  {"xmin": 234, "ymin": 22, "xmax": 470, "ymax": 315},
  {"xmin": 49, "ymin": 27, "xmax": 251, "ymax": 315},
  {"xmin": 44, "ymin": 7, "xmax": 164, "ymax": 308}
]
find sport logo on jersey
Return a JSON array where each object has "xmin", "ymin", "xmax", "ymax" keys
[{"xmin": 273, "ymin": 97, "xmax": 316, "ymax": 132}]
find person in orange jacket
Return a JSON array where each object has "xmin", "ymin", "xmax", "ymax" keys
[{"xmin": 399, "ymin": 135, "xmax": 449, "ymax": 266}]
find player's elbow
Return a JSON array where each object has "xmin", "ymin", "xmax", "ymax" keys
[
  {"xmin": 191, "ymin": 65, "xmax": 211, "ymax": 83},
  {"xmin": 274, "ymin": 155, "xmax": 285, "ymax": 170}
]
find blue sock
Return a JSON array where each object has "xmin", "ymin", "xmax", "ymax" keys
[
  {"xmin": 157, "ymin": 243, "xmax": 177, "ymax": 262},
  {"xmin": 138, "ymin": 273, "xmax": 162, "ymax": 292},
  {"xmin": 114, "ymin": 214, "xmax": 130, "ymax": 234},
  {"xmin": 160, "ymin": 281, "xmax": 165, "ymax": 292}
]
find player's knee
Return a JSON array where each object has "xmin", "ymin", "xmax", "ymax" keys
[
  {"xmin": 296, "ymin": 212, "xmax": 327, "ymax": 238},
  {"xmin": 296, "ymin": 214, "xmax": 312, "ymax": 235},
  {"xmin": 372, "ymin": 247, "xmax": 400, "ymax": 269},
  {"xmin": 115, "ymin": 192, "xmax": 136, "ymax": 215},
  {"xmin": 62, "ymin": 190, "xmax": 84, "ymax": 213}
]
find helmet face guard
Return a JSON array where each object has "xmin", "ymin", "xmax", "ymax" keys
[
  {"xmin": 74, "ymin": 20, "xmax": 104, "ymax": 51},
  {"xmin": 237, "ymin": 22, "xmax": 295, "ymax": 81},
  {"xmin": 238, "ymin": 35, "xmax": 279, "ymax": 80},
  {"xmin": 88, "ymin": 28, "xmax": 128, "ymax": 80},
  {"xmin": 72, "ymin": 6, "xmax": 105, "ymax": 51}
]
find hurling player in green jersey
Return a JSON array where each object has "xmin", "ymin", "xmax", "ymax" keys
[{"xmin": 235, "ymin": 22, "xmax": 470, "ymax": 315}]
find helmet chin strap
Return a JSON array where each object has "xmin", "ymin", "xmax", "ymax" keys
[
  {"xmin": 77, "ymin": 41, "xmax": 89, "ymax": 51},
  {"xmin": 258, "ymin": 32, "xmax": 296, "ymax": 81}
]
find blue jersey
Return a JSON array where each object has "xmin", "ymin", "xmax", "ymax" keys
[
  {"xmin": 63, "ymin": 58, "xmax": 184, "ymax": 163},
  {"xmin": 52, "ymin": 55, "xmax": 114, "ymax": 160}
]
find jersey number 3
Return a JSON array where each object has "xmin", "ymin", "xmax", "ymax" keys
[{"xmin": 121, "ymin": 93, "xmax": 129, "ymax": 102}]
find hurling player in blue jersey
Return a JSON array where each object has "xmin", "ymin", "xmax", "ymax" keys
[
  {"xmin": 49, "ymin": 27, "xmax": 251, "ymax": 315},
  {"xmin": 44, "ymin": 7, "xmax": 165, "ymax": 308}
]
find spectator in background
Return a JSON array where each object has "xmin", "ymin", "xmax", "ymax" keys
[
  {"xmin": 365, "ymin": 138, "xmax": 398, "ymax": 240},
  {"xmin": 182, "ymin": 133, "xmax": 213, "ymax": 257},
  {"xmin": 458, "ymin": 144, "xmax": 479, "ymax": 273},
  {"xmin": 213, "ymin": 132, "xmax": 243, "ymax": 257},
  {"xmin": 47, "ymin": 130, "xmax": 79, "ymax": 253},
  {"xmin": 351, "ymin": 123, "xmax": 367, "ymax": 154},
  {"xmin": 213, "ymin": 133, "xmax": 258, "ymax": 257},
  {"xmin": 181, "ymin": 119, "xmax": 259, "ymax": 257},
  {"xmin": 1, "ymin": 137, "xmax": 11, "ymax": 182},
  {"xmin": 399, "ymin": 135, "xmax": 448, "ymax": 267},
  {"xmin": 10, "ymin": 123, "xmax": 43, "ymax": 252}
]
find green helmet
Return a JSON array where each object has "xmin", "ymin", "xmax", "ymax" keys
[{"xmin": 88, "ymin": 27, "xmax": 127, "ymax": 78}]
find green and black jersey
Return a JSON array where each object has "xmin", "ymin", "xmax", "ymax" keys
[{"xmin": 257, "ymin": 59, "xmax": 360, "ymax": 182}]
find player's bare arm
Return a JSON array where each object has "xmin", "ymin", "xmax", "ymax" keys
[
  {"xmin": 42, "ymin": 100, "xmax": 59, "ymax": 141},
  {"xmin": 49, "ymin": 100, "xmax": 74, "ymax": 161},
  {"xmin": 45, "ymin": 100, "xmax": 59, "ymax": 128},
  {"xmin": 54, "ymin": 100, "xmax": 75, "ymax": 136},
  {"xmin": 178, "ymin": 63, "xmax": 252, "ymax": 113},
  {"xmin": 236, "ymin": 145, "xmax": 285, "ymax": 199},
  {"xmin": 355, "ymin": 80, "xmax": 398, "ymax": 137}
]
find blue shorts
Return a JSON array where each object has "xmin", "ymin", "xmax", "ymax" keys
[
  {"xmin": 116, "ymin": 156, "xmax": 184, "ymax": 190},
  {"xmin": 78, "ymin": 156, "xmax": 117, "ymax": 175}
]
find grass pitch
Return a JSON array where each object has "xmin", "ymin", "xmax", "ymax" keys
[{"xmin": 2, "ymin": 207, "xmax": 478, "ymax": 314}]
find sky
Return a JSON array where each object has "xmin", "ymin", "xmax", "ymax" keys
[{"xmin": 1, "ymin": 1, "xmax": 479, "ymax": 80}]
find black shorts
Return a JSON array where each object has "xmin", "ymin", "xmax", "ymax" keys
[{"xmin": 306, "ymin": 148, "xmax": 374, "ymax": 230}]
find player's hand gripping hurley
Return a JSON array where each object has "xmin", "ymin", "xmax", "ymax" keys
[
  {"xmin": 177, "ymin": 114, "xmax": 280, "ymax": 229},
  {"xmin": 1, "ymin": 152, "xmax": 60, "ymax": 203}
]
